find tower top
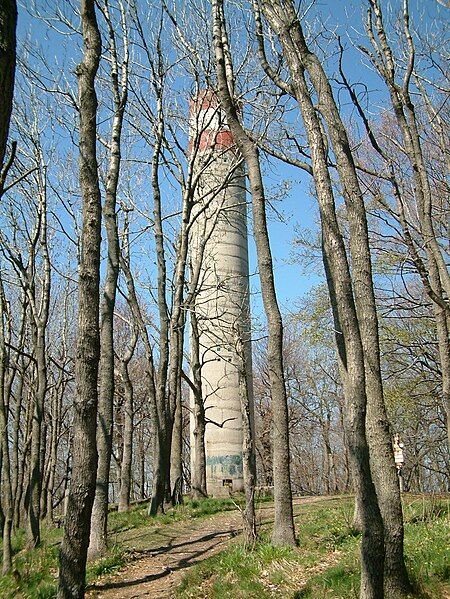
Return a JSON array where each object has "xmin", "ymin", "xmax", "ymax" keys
[{"xmin": 189, "ymin": 89, "xmax": 235, "ymax": 154}]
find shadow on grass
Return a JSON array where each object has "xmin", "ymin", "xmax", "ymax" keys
[{"xmin": 87, "ymin": 529, "xmax": 237, "ymax": 593}]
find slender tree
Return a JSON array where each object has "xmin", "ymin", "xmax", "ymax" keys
[
  {"xmin": 0, "ymin": 278, "xmax": 13, "ymax": 573},
  {"xmin": 212, "ymin": 0, "xmax": 296, "ymax": 546},
  {"xmin": 57, "ymin": 0, "xmax": 102, "ymax": 596},
  {"xmin": 0, "ymin": 0, "xmax": 17, "ymax": 177},
  {"xmin": 117, "ymin": 326, "xmax": 137, "ymax": 512},
  {"xmin": 250, "ymin": 1, "xmax": 386, "ymax": 593},
  {"xmin": 88, "ymin": 0, "xmax": 129, "ymax": 559},
  {"xmin": 363, "ymin": 0, "xmax": 450, "ymax": 451}
]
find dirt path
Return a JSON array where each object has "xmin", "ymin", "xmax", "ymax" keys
[
  {"xmin": 87, "ymin": 497, "xmax": 337, "ymax": 599},
  {"xmin": 87, "ymin": 509, "xmax": 243, "ymax": 599}
]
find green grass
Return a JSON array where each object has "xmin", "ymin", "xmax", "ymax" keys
[
  {"xmin": 177, "ymin": 495, "xmax": 450, "ymax": 599},
  {"xmin": 403, "ymin": 498, "xmax": 450, "ymax": 597},
  {"xmin": 108, "ymin": 496, "xmax": 245, "ymax": 534},
  {"xmin": 2, "ymin": 495, "xmax": 448, "ymax": 599},
  {"xmin": 0, "ymin": 495, "xmax": 250, "ymax": 598},
  {"xmin": 0, "ymin": 532, "xmax": 60, "ymax": 599},
  {"xmin": 87, "ymin": 544, "xmax": 127, "ymax": 580}
]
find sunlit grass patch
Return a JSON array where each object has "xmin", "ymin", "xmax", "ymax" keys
[
  {"xmin": 0, "ymin": 494, "xmax": 247, "ymax": 598},
  {"xmin": 109, "ymin": 495, "xmax": 248, "ymax": 535},
  {"xmin": 178, "ymin": 495, "xmax": 450, "ymax": 598},
  {"xmin": 0, "ymin": 538, "xmax": 58, "ymax": 599},
  {"xmin": 177, "ymin": 542, "xmax": 271, "ymax": 598},
  {"xmin": 403, "ymin": 497, "xmax": 450, "ymax": 597},
  {"xmin": 87, "ymin": 544, "xmax": 126, "ymax": 580}
]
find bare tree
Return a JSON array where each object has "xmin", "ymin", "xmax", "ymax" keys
[
  {"xmin": 188, "ymin": 310, "xmax": 207, "ymax": 498},
  {"xmin": 88, "ymin": 0, "xmax": 129, "ymax": 560},
  {"xmin": 212, "ymin": 0, "xmax": 296, "ymax": 547},
  {"xmin": 249, "ymin": 1, "xmax": 388, "ymax": 593},
  {"xmin": 360, "ymin": 0, "xmax": 450, "ymax": 451},
  {"xmin": 0, "ymin": 0, "xmax": 17, "ymax": 178},
  {"xmin": 251, "ymin": 2, "xmax": 418, "ymax": 595},
  {"xmin": 117, "ymin": 324, "xmax": 137, "ymax": 512},
  {"xmin": 0, "ymin": 278, "xmax": 14, "ymax": 573},
  {"xmin": 57, "ymin": 0, "xmax": 102, "ymax": 596}
]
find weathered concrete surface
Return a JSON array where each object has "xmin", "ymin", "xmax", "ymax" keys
[{"xmin": 189, "ymin": 91, "xmax": 254, "ymax": 496}]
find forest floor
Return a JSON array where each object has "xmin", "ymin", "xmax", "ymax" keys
[
  {"xmin": 86, "ymin": 505, "xmax": 243, "ymax": 598},
  {"xmin": 1, "ymin": 494, "xmax": 448, "ymax": 598},
  {"xmin": 87, "ymin": 494, "xmax": 450, "ymax": 598},
  {"xmin": 87, "ymin": 496, "xmax": 333, "ymax": 599}
]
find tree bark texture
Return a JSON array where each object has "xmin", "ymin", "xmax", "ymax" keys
[
  {"xmin": 0, "ymin": 0, "xmax": 16, "ymax": 172},
  {"xmin": 257, "ymin": 2, "xmax": 385, "ymax": 594},
  {"xmin": 213, "ymin": 0, "xmax": 296, "ymax": 546},
  {"xmin": 170, "ymin": 371, "xmax": 183, "ymax": 505},
  {"xmin": 25, "ymin": 161, "xmax": 51, "ymax": 549},
  {"xmin": 236, "ymin": 324, "xmax": 257, "ymax": 545},
  {"xmin": 277, "ymin": 11, "xmax": 410, "ymax": 594},
  {"xmin": 190, "ymin": 311, "xmax": 207, "ymax": 499},
  {"xmin": 117, "ymin": 332, "xmax": 136, "ymax": 513},
  {"xmin": 118, "ymin": 357, "xmax": 134, "ymax": 512},
  {"xmin": 57, "ymin": 0, "xmax": 102, "ymax": 596},
  {"xmin": 88, "ymin": 3, "xmax": 127, "ymax": 556},
  {"xmin": 0, "ymin": 280, "xmax": 13, "ymax": 574}
]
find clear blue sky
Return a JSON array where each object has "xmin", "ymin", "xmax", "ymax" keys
[
  {"xmin": 15, "ymin": 0, "xmax": 448, "ymax": 323},
  {"xmin": 248, "ymin": 0, "xmax": 448, "ymax": 320}
]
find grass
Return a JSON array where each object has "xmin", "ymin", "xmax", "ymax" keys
[
  {"xmin": 1, "ymin": 495, "xmax": 448, "ymax": 598},
  {"xmin": 109, "ymin": 495, "xmax": 246, "ymax": 534},
  {"xmin": 177, "ymin": 495, "xmax": 450, "ymax": 599},
  {"xmin": 0, "ymin": 495, "xmax": 249, "ymax": 598},
  {"xmin": 0, "ymin": 528, "xmax": 60, "ymax": 599}
]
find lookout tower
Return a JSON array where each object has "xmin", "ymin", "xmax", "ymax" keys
[{"xmin": 189, "ymin": 90, "xmax": 253, "ymax": 496}]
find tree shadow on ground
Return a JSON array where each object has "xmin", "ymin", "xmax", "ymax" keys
[{"xmin": 87, "ymin": 529, "xmax": 236, "ymax": 593}]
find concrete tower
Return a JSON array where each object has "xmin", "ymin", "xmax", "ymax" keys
[{"xmin": 189, "ymin": 90, "xmax": 253, "ymax": 497}]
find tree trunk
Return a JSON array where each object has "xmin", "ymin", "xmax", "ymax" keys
[
  {"xmin": 293, "ymin": 26, "xmax": 411, "ymax": 594},
  {"xmin": 27, "ymin": 326, "xmax": 47, "ymax": 548},
  {"xmin": 0, "ymin": 279, "xmax": 13, "ymax": 574},
  {"xmin": 0, "ymin": 0, "xmax": 16, "ymax": 173},
  {"xmin": 26, "ymin": 161, "xmax": 51, "ymax": 548},
  {"xmin": 57, "ymin": 0, "xmax": 102, "ymax": 596},
  {"xmin": 88, "ymin": 1, "xmax": 127, "ymax": 557},
  {"xmin": 11, "ymin": 360, "xmax": 24, "ymax": 530},
  {"xmin": 236, "ymin": 325, "xmax": 257, "ymax": 545},
  {"xmin": 118, "ymin": 338, "xmax": 135, "ymax": 513},
  {"xmin": 256, "ymin": 4, "xmax": 385, "ymax": 592},
  {"xmin": 46, "ymin": 386, "xmax": 60, "ymax": 525},
  {"xmin": 150, "ymin": 428, "xmax": 171, "ymax": 514},
  {"xmin": 170, "ymin": 375, "xmax": 183, "ymax": 506},
  {"xmin": 213, "ymin": 0, "xmax": 296, "ymax": 546},
  {"xmin": 190, "ymin": 311, "xmax": 207, "ymax": 499},
  {"xmin": 137, "ymin": 423, "xmax": 146, "ymax": 501},
  {"xmin": 367, "ymin": 0, "xmax": 450, "ymax": 449}
]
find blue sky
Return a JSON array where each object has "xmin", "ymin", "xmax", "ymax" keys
[
  {"xmin": 14, "ymin": 0, "xmax": 448, "ymax": 324},
  {"xmin": 247, "ymin": 0, "xmax": 448, "ymax": 319}
]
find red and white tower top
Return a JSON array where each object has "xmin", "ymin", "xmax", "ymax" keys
[{"xmin": 189, "ymin": 89, "xmax": 235, "ymax": 154}]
